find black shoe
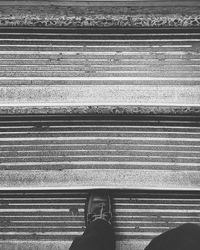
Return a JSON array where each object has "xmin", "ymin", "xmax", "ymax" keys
[{"xmin": 85, "ymin": 190, "xmax": 112, "ymax": 226}]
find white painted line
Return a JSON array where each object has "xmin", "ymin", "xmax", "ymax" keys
[
  {"xmin": 0, "ymin": 44, "xmax": 193, "ymax": 48},
  {"xmin": 0, "ymin": 51, "xmax": 191, "ymax": 54},
  {"xmin": 0, "ymin": 76, "xmax": 200, "ymax": 80},
  {"xmin": 1, "ymin": 161, "xmax": 200, "ymax": 166},
  {"xmin": 0, "ymin": 33, "xmax": 200, "ymax": 37}
]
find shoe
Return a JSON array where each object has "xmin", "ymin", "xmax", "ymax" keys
[{"xmin": 85, "ymin": 190, "xmax": 112, "ymax": 226}]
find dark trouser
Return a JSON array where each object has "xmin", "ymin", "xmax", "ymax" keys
[
  {"xmin": 144, "ymin": 223, "xmax": 200, "ymax": 250},
  {"xmin": 69, "ymin": 219, "xmax": 115, "ymax": 250},
  {"xmin": 69, "ymin": 221, "xmax": 200, "ymax": 250}
]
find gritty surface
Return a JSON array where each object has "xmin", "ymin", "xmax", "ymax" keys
[
  {"xmin": 1, "ymin": 106, "xmax": 200, "ymax": 115},
  {"xmin": 0, "ymin": 5, "xmax": 199, "ymax": 115},
  {"xmin": 0, "ymin": 6, "xmax": 200, "ymax": 27}
]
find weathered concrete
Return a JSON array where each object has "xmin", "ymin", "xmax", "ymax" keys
[
  {"xmin": 0, "ymin": 241, "xmax": 148, "ymax": 250},
  {"xmin": 0, "ymin": 27, "xmax": 199, "ymax": 114},
  {"xmin": 1, "ymin": 169, "xmax": 200, "ymax": 190},
  {"xmin": 1, "ymin": 85, "xmax": 200, "ymax": 108},
  {"xmin": 0, "ymin": 105, "xmax": 199, "ymax": 115},
  {"xmin": 0, "ymin": 5, "xmax": 200, "ymax": 27}
]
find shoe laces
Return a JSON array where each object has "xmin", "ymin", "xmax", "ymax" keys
[{"xmin": 87, "ymin": 204, "xmax": 112, "ymax": 224}]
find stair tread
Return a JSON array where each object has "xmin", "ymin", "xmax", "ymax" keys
[
  {"xmin": 0, "ymin": 190, "xmax": 199, "ymax": 250},
  {"xmin": 0, "ymin": 114, "xmax": 199, "ymax": 190},
  {"xmin": 0, "ymin": 28, "xmax": 200, "ymax": 112}
]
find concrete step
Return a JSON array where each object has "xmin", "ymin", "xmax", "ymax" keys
[
  {"xmin": 0, "ymin": 27, "xmax": 200, "ymax": 114},
  {"xmin": 0, "ymin": 114, "xmax": 199, "ymax": 190},
  {"xmin": 0, "ymin": 190, "xmax": 199, "ymax": 250},
  {"xmin": 0, "ymin": 1, "xmax": 199, "ymax": 28},
  {"xmin": 0, "ymin": 0, "xmax": 199, "ymax": 7}
]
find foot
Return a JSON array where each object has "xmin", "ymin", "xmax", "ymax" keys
[{"xmin": 85, "ymin": 190, "xmax": 112, "ymax": 226}]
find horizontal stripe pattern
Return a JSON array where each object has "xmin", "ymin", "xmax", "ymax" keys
[
  {"xmin": 0, "ymin": 190, "xmax": 199, "ymax": 243},
  {"xmin": 0, "ymin": 115, "xmax": 200, "ymax": 171},
  {"xmin": 0, "ymin": 114, "xmax": 200, "ymax": 190},
  {"xmin": 0, "ymin": 29, "xmax": 200, "ymax": 79},
  {"xmin": 0, "ymin": 28, "xmax": 200, "ymax": 109}
]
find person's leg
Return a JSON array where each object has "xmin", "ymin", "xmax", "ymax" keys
[
  {"xmin": 69, "ymin": 190, "xmax": 115, "ymax": 250},
  {"xmin": 145, "ymin": 223, "xmax": 200, "ymax": 250},
  {"xmin": 69, "ymin": 219, "xmax": 115, "ymax": 250}
]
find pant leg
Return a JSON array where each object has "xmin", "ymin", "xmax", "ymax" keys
[
  {"xmin": 69, "ymin": 219, "xmax": 115, "ymax": 250},
  {"xmin": 145, "ymin": 223, "xmax": 200, "ymax": 250}
]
